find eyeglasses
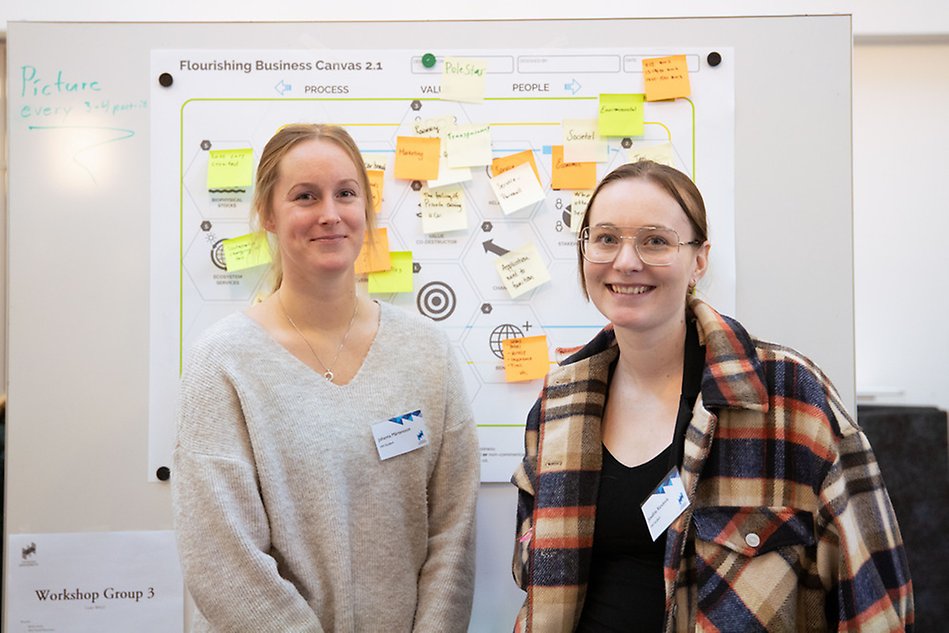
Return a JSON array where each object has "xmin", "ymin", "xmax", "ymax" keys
[{"xmin": 579, "ymin": 225, "xmax": 703, "ymax": 266}]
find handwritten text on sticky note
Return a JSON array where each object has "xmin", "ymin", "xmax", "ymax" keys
[
  {"xmin": 367, "ymin": 169, "xmax": 384, "ymax": 213},
  {"xmin": 643, "ymin": 55, "xmax": 691, "ymax": 101},
  {"xmin": 491, "ymin": 149, "xmax": 541, "ymax": 183},
  {"xmin": 368, "ymin": 251, "xmax": 413, "ymax": 294},
  {"xmin": 563, "ymin": 119, "xmax": 608, "ymax": 163},
  {"xmin": 421, "ymin": 185, "xmax": 468, "ymax": 234},
  {"xmin": 354, "ymin": 227, "xmax": 391, "ymax": 274},
  {"xmin": 223, "ymin": 232, "xmax": 271, "ymax": 272},
  {"xmin": 208, "ymin": 148, "xmax": 254, "ymax": 190},
  {"xmin": 570, "ymin": 190, "xmax": 593, "ymax": 234},
  {"xmin": 489, "ymin": 162, "xmax": 545, "ymax": 215},
  {"xmin": 502, "ymin": 335, "xmax": 551, "ymax": 382},
  {"xmin": 494, "ymin": 243, "xmax": 551, "ymax": 299},
  {"xmin": 598, "ymin": 93, "xmax": 644, "ymax": 137},
  {"xmin": 551, "ymin": 145, "xmax": 596, "ymax": 190},
  {"xmin": 394, "ymin": 136, "xmax": 441, "ymax": 180},
  {"xmin": 440, "ymin": 57, "xmax": 487, "ymax": 103},
  {"xmin": 445, "ymin": 124, "xmax": 492, "ymax": 167}
]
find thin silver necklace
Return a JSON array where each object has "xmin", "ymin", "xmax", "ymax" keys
[{"xmin": 277, "ymin": 290, "xmax": 359, "ymax": 383}]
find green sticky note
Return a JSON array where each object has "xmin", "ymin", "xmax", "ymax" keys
[
  {"xmin": 598, "ymin": 94, "xmax": 644, "ymax": 137},
  {"xmin": 222, "ymin": 232, "xmax": 272, "ymax": 272},
  {"xmin": 207, "ymin": 148, "xmax": 254, "ymax": 190},
  {"xmin": 368, "ymin": 251, "xmax": 413, "ymax": 293}
]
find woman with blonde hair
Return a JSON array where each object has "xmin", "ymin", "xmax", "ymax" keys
[{"xmin": 173, "ymin": 124, "xmax": 479, "ymax": 632}]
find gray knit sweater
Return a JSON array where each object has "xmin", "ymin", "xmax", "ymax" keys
[{"xmin": 172, "ymin": 302, "xmax": 479, "ymax": 632}]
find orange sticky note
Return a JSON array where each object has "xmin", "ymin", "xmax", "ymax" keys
[
  {"xmin": 502, "ymin": 335, "xmax": 550, "ymax": 382},
  {"xmin": 354, "ymin": 227, "xmax": 391, "ymax": 274},
  {"xmin": 367, "ymin": 169, "xmax": 384, "ymax": 213},
  {"xmin": 394, "ymin": 136, "xmax": 440, "ymax": 180},
  {"xmin": 551, "ymin": 146, "xmax": 596, "ymax": 190},
  {"xmin": 643, "ymin": 55, "xmax": 691, "ymax": 102},
  {"xmin": 491, "ymin": 149, "xmax": 540, "ymax": 183}
]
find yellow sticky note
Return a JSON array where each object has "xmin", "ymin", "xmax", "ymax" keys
[
  {"xmin": 445, "ymin": 124, "xmax": 492, "ymax": 167},
  {"xmin": 598, "ymin": 94, "xmax": 644, "ymax": 137},
  {"xmin": 489, "ymin": 162, "xmax": 545, "ymax": 215},
  {"xmin": 207, "ymin": 148, "xmax": 254, "ymax": 190},
  {"xmin": 441, "ymin": 57, "xmax": 487, "ymax": 104},
  {"xmin": 222, "ymin": 232, "xmax": 271, "ymax": 272},
  {"xmin": 421, "ymin": 185, "xmax": 468, "ymax": 234},
  {"xmin": 491, "ymin": 150, "xmax": 540, "ymax": 183},
  {"xmin": 502, "ymin": 335, "xmax": 551, "ymax": 382},
  {"xmin": 643, "ymin": 55, "xmax": 691, "ymax": 102},
  {"xmin": 551, "ymin": 145, "xmax": 596, "ymax": 190},
  {"xmin": 570, "ymin": 191, "xmax": 594, "ymax": 234},
  {"xmin": 367, "ymin": 169, "xmax": 385, "ymax": 213},
  {"xmin": 562, "ymin": 119, "xmax": 608, "ymax": 163},
  {"xmin": 368, "ymin": 251, "xmax": 413, "ymax": 293},
  {"xmin": 354, "ymin": 227, "xmax": 391, "ymax": 274},
  {"xmin": 495, "ymin": 243, "xmax": 551, "ymax": 299},
  {"xmin": 394, "ymin": 136, "xmax": 441, "ymax": 181},
  {"xmin": 626, "ymin": 142, "xmax": 678, "ymax": 169}
]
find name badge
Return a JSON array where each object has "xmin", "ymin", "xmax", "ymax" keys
[
  {"xmin": 641, "ymin": 467, "xmax": 691, "ymax": 541},
  {"xmin": 371, "ymin": 409, "xmax": 428, "ymax": 461}
]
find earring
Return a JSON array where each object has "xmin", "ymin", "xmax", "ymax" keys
[{"xmin": 688, "ymin": 280, "xmax": 697, "ymax": 295}]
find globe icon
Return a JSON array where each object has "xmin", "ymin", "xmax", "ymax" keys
[{"xmin": 490, "ymin": 323, "xmax": 525, "ymax": 359}]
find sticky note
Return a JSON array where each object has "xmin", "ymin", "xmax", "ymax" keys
[
  {"xmin": 643, "ymin": 55, "xmax": 691, "ymax": 102},
  {"xmin": 489, "ymin": 162, "xmax": 545, "ymax": 215},
  {"xmin": 445, "ymin": 124, "xmax": 492, "ymax": 167},
  {"xmin": 368, "ymin": 251, "xmax": 413, "ymax": 293},
  {"xmin": 494, "ymin": 243, "xmax": 551, "ymax": 299},
  {"xmin": 570, "ymin": 190, "xmax": 593, "ymax": 234},
  {"xmin": 394, "ymin": 136, "xmax": 441, "ymax": 180},
  {"xmin": 491, "ymin": 150, "xmax": 540, "ymax": 183},
  {"xmin": 502, "ymin": 335, "xmax": 551, "ymax": 382},
  {"xmin": 421, "ymin": 184, "xmax": 468, "ymax": 233},
  {"xmin": 222, "ymin": 232, "xmax": 271, "ymax": 272},
  {"xmin": 562, "ymin": 119, "xmax": 608, "ymax": 163},
  {"xmin": 440, "ymin": 57, "xmax": 487, "ymax": 104},
  {"xmin": 414, "ymin": 115, "xmax": 457, "ymax": 138},
  {"xmin": 551, "ymin": 145, "xmax": 596, "ymax": 190},
  {"xmin": 598, "ymin": 93, "xmax": 644, "ymax": 137},
  {"xmin": 207, "ymin": 148, "xmax": 254, "ymax": 190},
  {"xmin": 367, "ymin": 169, "xmax": 384, "ymax": 213},
  {"xmin": 364, "ymin": 156, "xmax": 388, "ymax": 172},
  {"xmin": 354, "ymin": 227, "xmax": 391, "ymax": 274},
  {"xmin": 626, "ymin": 142, "xmax": 678, "ymax": 168}
]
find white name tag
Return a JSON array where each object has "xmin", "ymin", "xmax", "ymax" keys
[
  {"xmin": 371, "ymin": 410, "xmax": 429, "ymax": 461},
  {"xmin": 641, "ymin": 467, "xmax": 691, "ymax": 541}
]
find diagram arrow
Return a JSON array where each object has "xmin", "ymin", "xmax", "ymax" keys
[{"xmin": 482, "ymin": 239, "xmax": 510, "ymax": 256}]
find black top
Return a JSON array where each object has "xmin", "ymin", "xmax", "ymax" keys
[{"xmin": 576, "ymin": 320, "xmax": 704, "ymax": 633}]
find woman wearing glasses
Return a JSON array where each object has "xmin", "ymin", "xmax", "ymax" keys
[{"xmin": 511, "ymin": 161, "xmax": 913, "ymax": 632}]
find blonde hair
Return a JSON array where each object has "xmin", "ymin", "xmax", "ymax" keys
[
  {"xmin": 577, "ymin": 160, "xmax": 708, "ymax": 299},
  {"xmin": 252, "ymin": 123, "xmax": 375, "ymax": 292}
]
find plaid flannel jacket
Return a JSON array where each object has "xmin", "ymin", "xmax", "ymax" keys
[{"xmin": 512, "ymin": 298, "xmax": 913, "ymax": 632}]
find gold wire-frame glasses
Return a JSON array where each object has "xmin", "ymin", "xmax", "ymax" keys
[{"xmin": 579, "ymin": 225, "xmax": 703, "ymax": 266}]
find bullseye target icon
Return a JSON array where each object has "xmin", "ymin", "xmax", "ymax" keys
[{"xmin": 416, "ymin": 281, "xmax": 457, "ymax": 321}]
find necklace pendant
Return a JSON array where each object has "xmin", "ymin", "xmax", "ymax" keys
[{"xmin": 323, "ymin": 370, "xmax": 334, "ymax": 382}]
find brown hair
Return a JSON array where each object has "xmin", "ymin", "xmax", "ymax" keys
[
  {"xmin": 251, "ymin": 123, "xmax": 375, "ymax": 292},
  {"xmin": 577, "ymin": 160, "xmax": 708, "ymax": 298}
]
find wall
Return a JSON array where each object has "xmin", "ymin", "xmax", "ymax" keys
[
  {"xmin": 0, "ymin": 1, "xmax": 948, "ymax": 37},
  {"xmin": 853, "ymin": 42, "xmax": 949, "ymax": 412}
]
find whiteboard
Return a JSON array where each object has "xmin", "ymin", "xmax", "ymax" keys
[
  {"xmin": 146, "ymin": 45, "xmax": 736, "ymax": 483},
  {"xmin": 4, "ymin": 17, "xmax": 853, "ymax": 632}
]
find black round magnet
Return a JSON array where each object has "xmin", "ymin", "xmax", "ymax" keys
[
  {"xmin": 156, "ymin": 466, "xmax": 171, "ymax": 481},
  {"xmin": 158, "ymin": 73, "xmax": 174, "ymax": 87},
  {"xmin": 707, "ymin": 52, "xmax": 722, "ymax": 67}
]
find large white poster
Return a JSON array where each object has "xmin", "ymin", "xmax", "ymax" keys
[
  {"xmin": 150, "ymin": 48, "xmax": 734, "ymax": 482},
  {"xmin": 5, "ymin": 531, "xmax": 183, "ymax": 633}
]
